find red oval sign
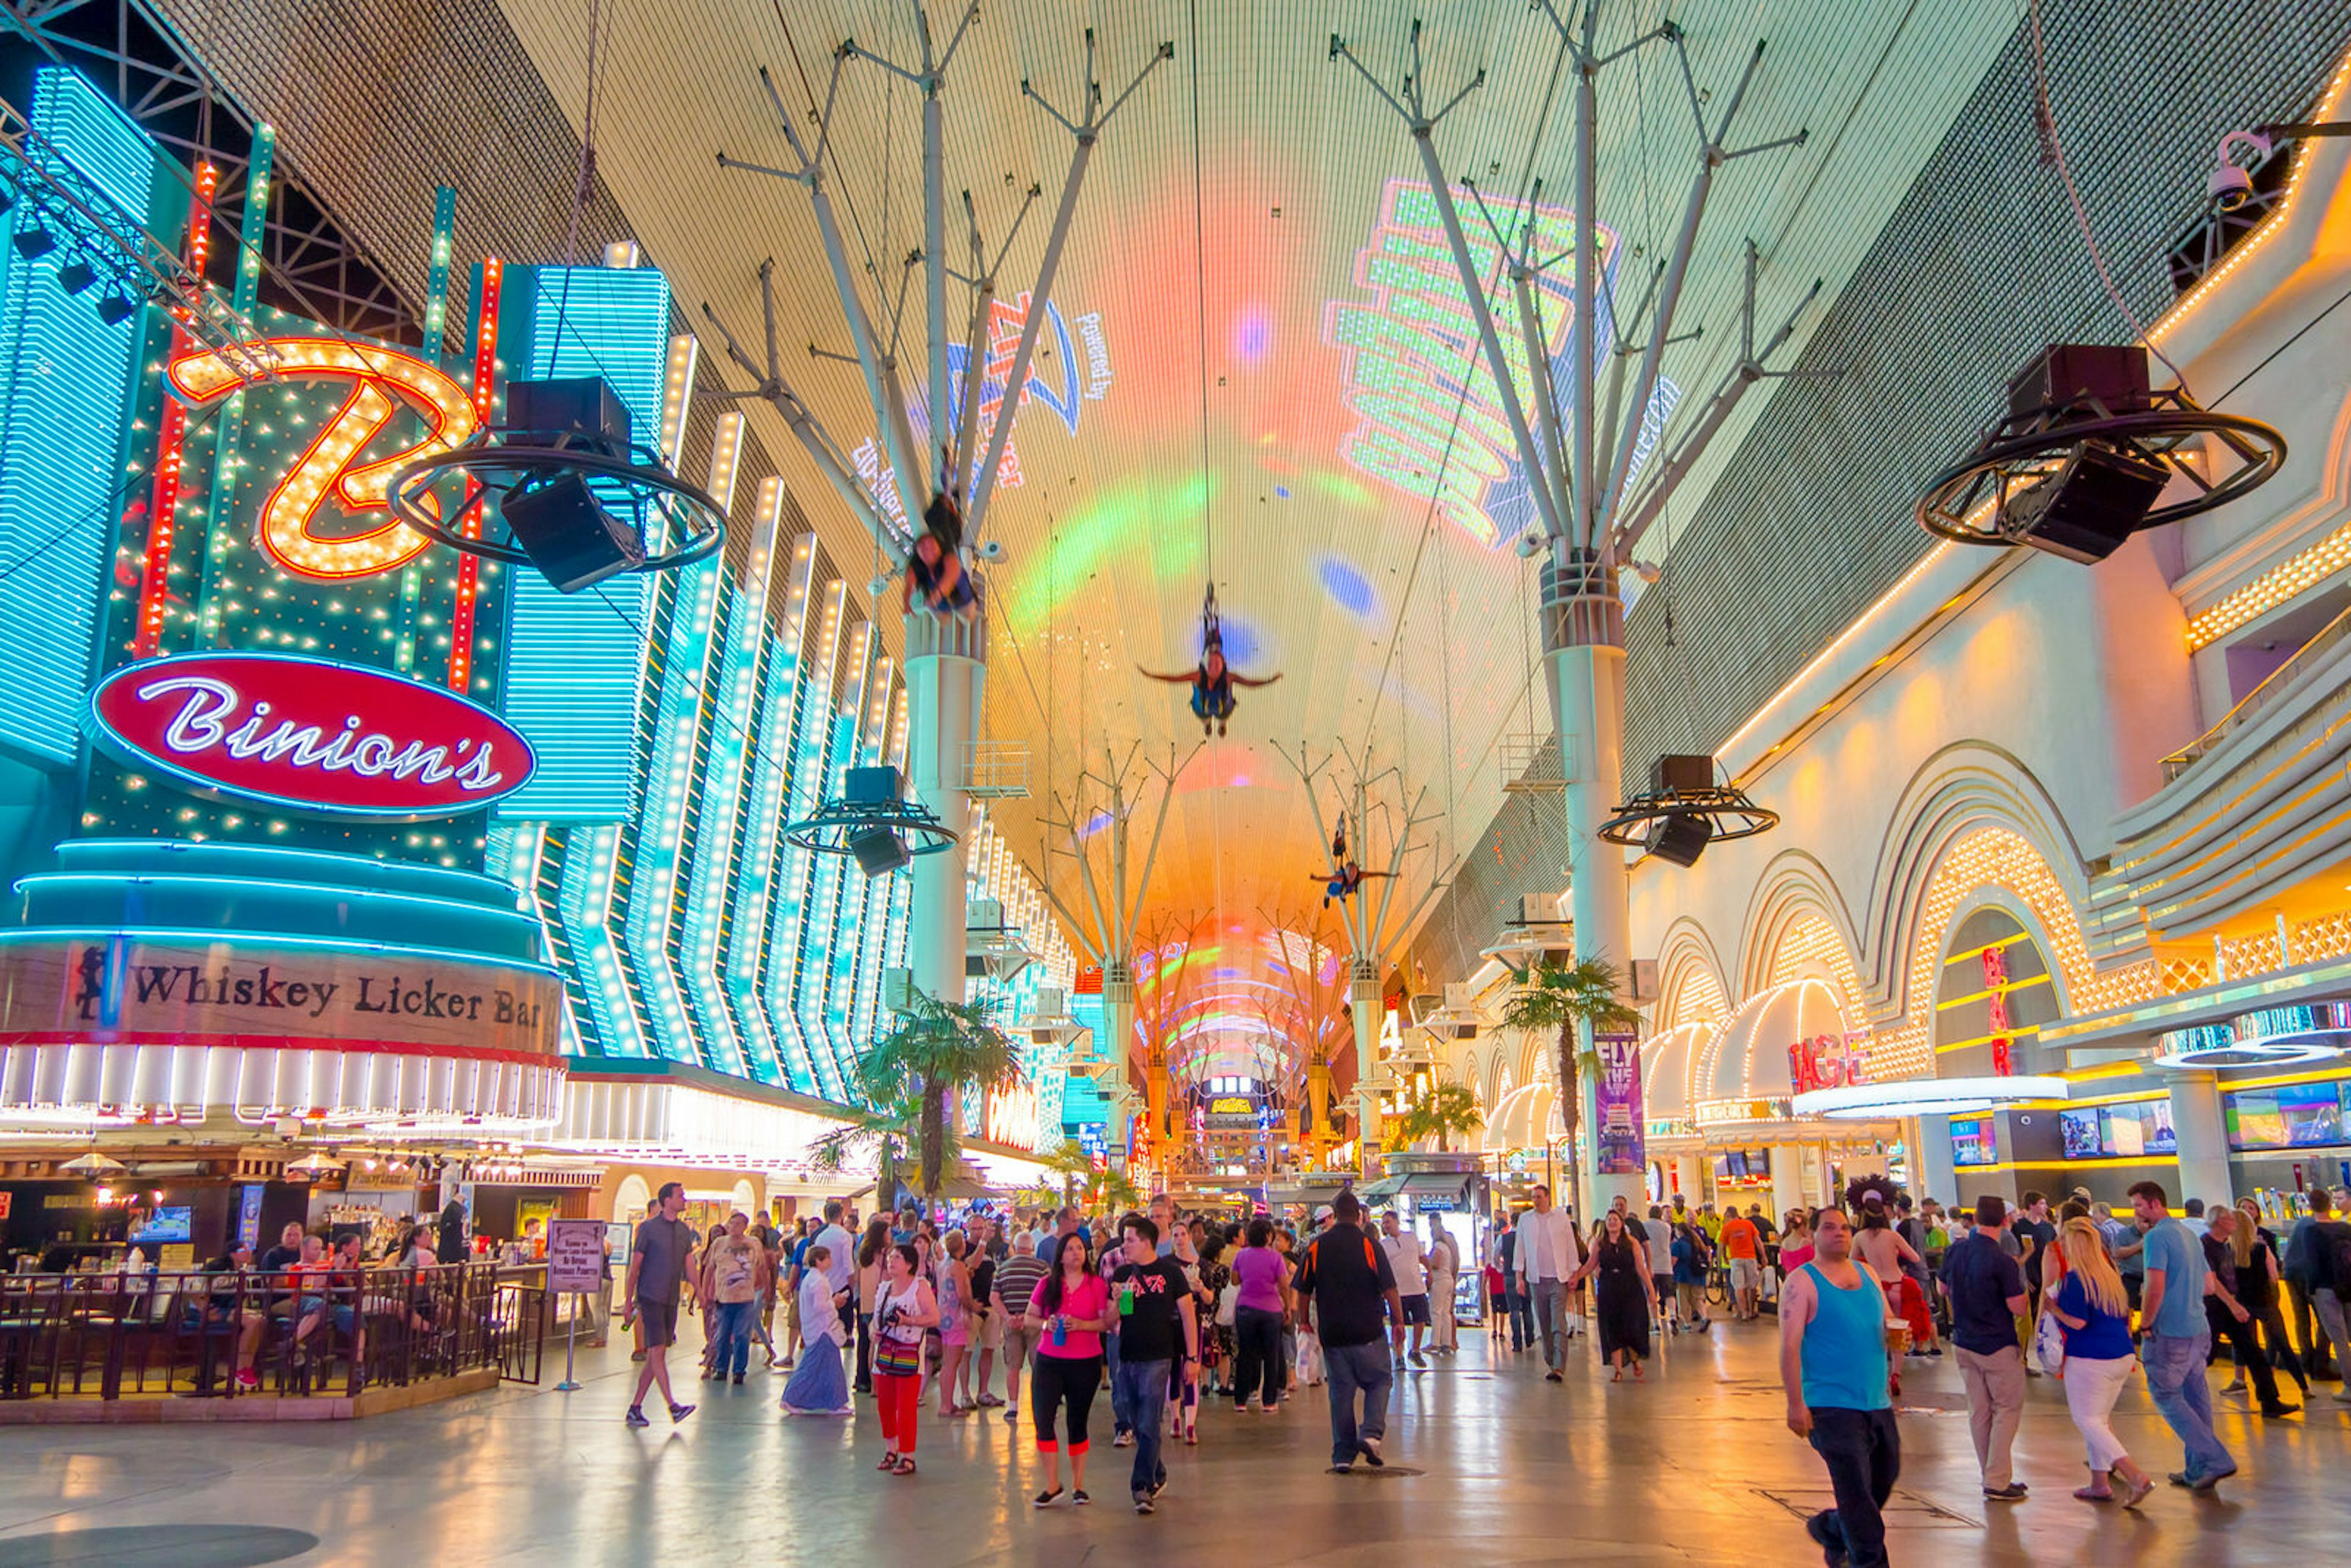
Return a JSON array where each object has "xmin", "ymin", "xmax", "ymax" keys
[{"xmin": 88, "ymin": 652, "xmax": 535, "ymax": 820}]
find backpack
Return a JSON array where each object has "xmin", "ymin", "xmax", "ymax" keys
[{"xmin": 2325, "ymin": 1222, "xmax": 2351, "ymax": 1301}]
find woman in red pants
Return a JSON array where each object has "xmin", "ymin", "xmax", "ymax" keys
[{"xmin": 869, "ymin": 1244, "xmax": 938, "ymax": 1476}]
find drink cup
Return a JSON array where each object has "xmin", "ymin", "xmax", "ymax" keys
[{"xmin": 1884, "ymin": 1317, "xmax": 1910, "ymax": 1357}]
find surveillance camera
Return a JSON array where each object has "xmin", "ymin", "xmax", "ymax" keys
[
  {"xmin": 868, "ymin": 574, "xmax": 893, "ymax": 599},
  {"xmin": 2208, "ymin": 129, "xmax": 2273, "ymax": 211},
  {"xmin": 977, "ymin": 540, "xmax": 1008, "ymax": 565},
  {"xmin": 1513, "ymin": 530, "xmax": 1545, "ymax": 560}
]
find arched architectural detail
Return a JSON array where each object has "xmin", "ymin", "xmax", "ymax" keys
[
  {"xmin": 1867, "ymin": 823, "xmax": 2112, "ymax": 1080},
  {"xmin": 1655, "ymin": 918, "xmax": 1733, "ymax": 1033},
  {"xmin": 1736, "ymin": 849, "xmax": 1867, "ymax": 1010},
  {"xmin": 1863, "ymin": 743, "xmax": 2093, "ymax": 1016},
  {"xmin": 611, "ymin": 1172, "xmax": 651, "ymax": 1224}
]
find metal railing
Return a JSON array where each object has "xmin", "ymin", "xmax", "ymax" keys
[
  {"xmin": 2161, "ymin": 598, "xmax": 2351, "ymax": 781},
  {"xmin": 0, "ymin": 1260, "xmax": 546, "ymax": 1405}
]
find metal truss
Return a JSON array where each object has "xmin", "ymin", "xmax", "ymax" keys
[
  {"xmin": 4, "ymin": 0, "xmax": 423, "ymax": 345},
  {"xmin": 717, "ymin": 8, "xmax": 1171, "ymax": 560}
]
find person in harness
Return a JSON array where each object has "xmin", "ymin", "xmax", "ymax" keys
[
  {"xmin": 1141, "ymin": 585, "xmax": 1278, "ymax": 736},
  {"xmin": 902, "ymin": 482, "xmax": 978, "ymax": 622}
]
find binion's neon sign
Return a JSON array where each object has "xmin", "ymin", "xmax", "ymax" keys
[
  {"xmin": 88, "ymin": 651, "xmax": 534, "ymax": 820},
  {"xmin": 166, "ymin": 336, "xmax": 479, "ymax": 580}
]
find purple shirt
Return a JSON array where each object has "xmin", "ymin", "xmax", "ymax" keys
[{"xmin": 1234, "ymin": 1245, "xmax": 1287, "ymax": 1313}]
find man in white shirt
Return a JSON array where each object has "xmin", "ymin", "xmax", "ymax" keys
[
  {"xmin": 811, "ymin": 1198, "xmax": 855, "ymax": 1306},
  {"xmin": 1379, "ymin": 1210, "xmax": 1432, "ymax": 1367},
  {"xmin": 1515, "ymin": 1184, "xmax": 1586, "ymax": 1382}
]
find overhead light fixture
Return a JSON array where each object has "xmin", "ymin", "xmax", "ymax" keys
[
  {"xmin": 94, "ymin": 291, "xmax": 138, "ymax": 326},
  {"xmin": 12, "ymin": 226, "xmax": 56, "ymax": 263},
  {"xmin": 61, "ymin": 1149, "xmax": 127, "ymax": 1177},
  {"xmin": 284, "ymin": 1150, "xmax": 348, "ymax": 1181},
  {"xmin": 53, "ymin": 258, "xmax": 96, "ymax": 295}
]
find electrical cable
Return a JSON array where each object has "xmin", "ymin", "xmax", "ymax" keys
[{"xmin": 2026, "ymin": 0, "xmax": 2195, "ymax": 398}]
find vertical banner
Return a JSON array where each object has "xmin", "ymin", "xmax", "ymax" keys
[{"xmin": 1594, "ymin": 1029, "xmax": 1645, "ymax": 1177}]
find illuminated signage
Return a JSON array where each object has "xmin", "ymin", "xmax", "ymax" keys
[
  {"xmin": 88, "ymin": 651, "xmax": 534, "ymax": 820},
  {"xmin": 854, "ymin": 291, "xmax": 1109, "ymax": 534},
  {"xmin": 167, "ymin": 337, "xmax": 479, "ymax": 580},
  {"xmin": 983, "ymin": 1082, "xmax": 1041, "ymax": 1152},
  {"xmin": 1324, "ymin": 179, "xmax": 1678, "ymax": 547},
  {"xmin": 2, "ymin": 936, "xmax": 561, "ymax": 1059},
  {"xmin": 1788, "ymin": 1033, "xmax": 1869, "ymax": 1095},
  {"xmin": 2154, "ymin": 1003, "xmax": 2351, "ymax": 1068}
]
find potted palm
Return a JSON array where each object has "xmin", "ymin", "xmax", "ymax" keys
[
  {"xmin": 1494, "ymin": 958, "xmax": 1643, "ymax": 1220},
  {"xmin": 1393, "ymin": 1079, "xmax": 1485, "ymax": 1153},
  {"xmin": 812, "ymin": 986, "xmax": 1024, "ymax": 1201}
]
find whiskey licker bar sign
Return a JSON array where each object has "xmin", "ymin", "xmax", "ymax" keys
[{"xmin": 87, "ymin": 652, "xmax": 534, "ymax": 820}]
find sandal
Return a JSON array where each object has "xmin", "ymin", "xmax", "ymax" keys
[
  {"xmin": 876, "ymin": 1450, "xmax": 899, "ymax": 1471},
  {"xmin": 1033, "ymin": 1487, "xmax": 1063, "ymax": 1507},
  {"xmin": 2074, "ymin": 1486, "xmax": 2115, "ymax": 1502},
  {"xmin": 891, "ymin": 1457, "xmax": 918, "ymax": 1476},
  {"xmin": 2121, "ymin": 1476, "xmax": 2155, "ymax": 1510}
]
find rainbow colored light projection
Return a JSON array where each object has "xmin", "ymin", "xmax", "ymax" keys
[{"xmin": 1325, "ymin": 179, "xmax": 1680, "ymax": 546}]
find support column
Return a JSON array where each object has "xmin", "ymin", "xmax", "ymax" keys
[
  {"xmin": 1349, "ymin": 961, "xmax": 1384, "ymax": 1173},
  {"xmin": 1770, "ymin": 1144, "xmax": 1806, "ymax": 1221},
  {"xmin": 1913, "ymin": 1115, "xmax": 1957, "ymax": 1211},
  {"xmin": 1547, "ymin": 548, "xmax": 1639, "ymax": 1219},
  {"xmin": 2168, "ymin": 1071, "xmax": 2235, "ymax": 1212},
  {"xmin": 904, "ymin": 613, "xmax": 985, "ymax": 1010}
]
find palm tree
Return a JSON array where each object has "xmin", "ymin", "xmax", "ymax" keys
[
  {"xmin": 1494, "ymin": 957, "xmax": 1643, "ymax": 1220},
  {"xmin": 1393, "ymin": 1079, "xmax": 1485, "ymax": 1153},
  {"xmin": 812, "ymin": 986, "xmax": 1024, "ymax": 1199}
]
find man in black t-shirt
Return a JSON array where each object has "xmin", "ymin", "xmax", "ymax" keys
[
  {"xmin": 1293, "ymin": 1190, "xmax": 1402, "ymax": 1472},
  {"xmin": 1109, "ymin": 1214, "xmax": 1196, "ymax": 1514}
]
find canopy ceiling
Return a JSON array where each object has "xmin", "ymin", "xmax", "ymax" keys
[{"xmin": 495, "ymin": 0, "xmax": 2020, "ymax": 1010}]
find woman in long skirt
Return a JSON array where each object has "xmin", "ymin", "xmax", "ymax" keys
[
  {"xmin": 1568, "ymin": 1210, "xmax": 1656, "ymax": 1381},
  {"xmin": 781, "ymin": 1244, "xmax": 850, "ymax": 1415}
]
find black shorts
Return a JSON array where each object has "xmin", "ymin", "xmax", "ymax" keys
[
  {"xmin": 637, "ymin": 1298, "xmax": 679, "ymax": 1348},
  {"xmin": 1397, "ymin": 1294, "xmax": 1431, "ymax": 1327}
]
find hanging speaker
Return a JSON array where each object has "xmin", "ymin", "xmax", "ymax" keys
[
  {"xmin": 502, "ymin": 471, "xmax": 645, "ymax": 593},
  {"xmin": 848, "ymin": 825, "xmax": 911, "ymax": 877},
  {"xmin": 1644, "ymin": 811, "xmax": 1712, "ymax": 868}
]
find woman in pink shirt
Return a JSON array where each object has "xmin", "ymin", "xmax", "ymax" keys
[{"xmin": 1025, "ymin": 1231, "xmax": 1111, "ymax": 1507}]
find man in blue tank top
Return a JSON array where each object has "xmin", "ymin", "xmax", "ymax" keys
[{"xmin": 1779, "ymin": 1207, "xmax": 1898, "ymax": 1568}]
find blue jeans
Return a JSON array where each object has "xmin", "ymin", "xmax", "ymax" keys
[
  {"xmin": 1104, "ymin": 1329, "xmax": 1131, "ymax": 1436},
  {"xmin": 1505, "ymin": 1285, "xmax": 1532, "ymax": 1349},
  {"xmin": 1323, "ymin": 1340, "xmax": 1392, "ymax": 1467},
  {"xmin": 711, "ymin": 1300, "xmax": 756, "ymax": 1378},
  {"xmin": 1112, "ymin": 1355, "xmax": 1170, "ymax": 1498},
  {"xmin": 2141, "ymin": 1330, "xmax": 2233, "ymax": 1480}
]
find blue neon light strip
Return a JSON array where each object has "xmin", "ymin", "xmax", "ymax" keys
[
  {"xmin": 0, "ymin": 69, "xmax": 154, "ymax": 766},
  {"xmin": 677, "ymin": 571, "xmax": 754, "ymax": 1077},
  {"xmin": 728, "ymin": 536, "xmax": 816, "ymax": 1089},
  {"xmin": 768, "ymin": 578, "xmax": 845, "ymax": 1098},
  {"xmin": 555, "ymin": 822, "xmax": 647, "ymax": 1057},
  {"xmin": 495, "ymin": 264, "xmax": 667, "ymax": 820}
]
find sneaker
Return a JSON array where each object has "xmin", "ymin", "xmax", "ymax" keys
[
  {"xmin": 2189, "ymin": 1466, "xmax": 2237, "ymax": 1491},
  {"xmin": 234, "ymin": 1368, "xmax": 260, "ymax": 1391},
  {"xmin": 1408, "ymin": 1351, "xmax": 1428, "ymax": 1368},
  {"xmin": 668, "ymin": 1401, "xmax": 695, "ymax": 1424},
  {"xmin": 1114, "ymin": 1430, "xmax": 1134, "ymax": 1447},
  {"xmin": 1983, "ymin": 1482, "xmax": 2028, "ymax": 1501},
  {"xmin": 624, "ymin": 1406, "xmax": 650, "ymax": 1427},
  {"xmin": 1134, "ymin": 1494, "xmax": 1155, "ymax": 1515},
  {"xmin": 1071, "ymin": 1490, "xmax": 1091, "ymax": 1506},
  {"xmin": 1330, "ymin": 1460, "xmax": 1353, "ymax": 1474},
  {"xmin": 2261, "ymin": 1401, "xmax": 2301, "ymax": 1417},
  {"xmin": 1357, "ymin": 1437, "xmax": 1384, "ymax": 1468},
  {"xmin": 1804, "ymin": 1512, "xmax": 1849, "ymax": 1568},
  {"xmin": 1003, "ymin": 1408, "xmax": 1017, "ymax": 1425},
  {"xmin": 1545, "ymin": 1369, "xmax": 1564, "ymax": 1383},
  {"xmin": 731, "ymin": 1373, "xmax": 745, "ymax": 1386}
]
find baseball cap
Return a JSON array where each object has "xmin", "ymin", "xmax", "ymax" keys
[{"xmin": 1312, "ymin": 1204, "xmax": 1334, "ymax": 1223}]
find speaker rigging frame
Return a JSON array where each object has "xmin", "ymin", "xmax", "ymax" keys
[
  {"xmin": 388, "ymin": 425, "xmax": 728, "ymax": 583},
  {"xmin": 1915, "ymin": 386, "xmax": 2283, "ymax": 553}
]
